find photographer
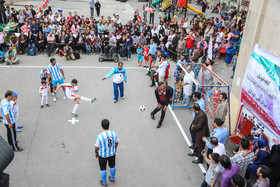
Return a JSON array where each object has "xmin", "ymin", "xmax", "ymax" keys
[
  {"xmin": 5, "ymin": 46, "xmax": 19, "ymax": 65},
  {"xmin": 104, "ymin": 32, "xmax": 116, "ymax": 58},
  {"xmin": 63, "ymin": 44, "xmax": 75, "ymax": 60}
]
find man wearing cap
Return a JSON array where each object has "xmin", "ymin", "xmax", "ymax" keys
[{"xmin": 1, "ymin": 90, "xmax": 23, "ymax": 152}]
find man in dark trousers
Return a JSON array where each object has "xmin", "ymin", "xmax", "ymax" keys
[
  {"xmin": 188, "ymin": 103, "xmax": 209, "ymax": 164},
  {"xmin": 151, "ymin": 82, "xmax": 173, "ymax": 128},
  {"xmin": 95, "ymin": 0, "xmax": 101, "ymax": 17}
]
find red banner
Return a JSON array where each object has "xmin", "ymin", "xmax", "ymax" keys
[{"xmin": 177, "ymin": 0, "xmax": 186, "ymax": 7}]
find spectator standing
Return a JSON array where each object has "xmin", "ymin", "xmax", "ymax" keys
[
  {"xmin": 188, "ymin": 103, "xmax": 209, "ymax": 164},
  {"xmin": 253, "ymin": 166, "xmax": 271, "ymax": 187},
  {"xmin": 7, "ymin": 18, "xmax": 16, "ymax": 36},
  {"xmin": 230, "ymin": 51, "xmax": 238, "ymax": 78},
  {"xmin": 150, "ymin": 82, "xmax": 173, "ymax": 128},
  {"xmin": 149, "ymin": 5, "xmax": 155, "ymax": 24},
  {"xmin": 220, "ymin": 155, "xmax": 240, "ymax": 187},
  {"xmin": 46, "ymin": 31, "xmax": 56, "ymax": 57},
  {"xmin": 189, "ymin": 92, "xmax": 205, "ymax": 149},
  {"xmin": 89, "ymin": 0, "xmax": 95, "ymax": 17},
  {"xmin": 95, "ymin": 119, "xmax": 119, "ymax": 186},
  {"xmin": 215, "ymin": 93, "xmax": 228, "ymax": 122},
  {"xmin": 143, "ymin": 4, "xmax": 148, "ymax": 22},
  {"xmin": 201, "ymin": 152, "xmax": 222, "ymax": 187},
  {"xmin": 156, "ymin": 55, "xmax": 168, "ymax": 83},
  {"xmin": 125, "ymin": 32, "xmax": 132, "ymax": 60},
  {"xmin": 182, "ymin": 65, "xmax": 194, "ymax": 106},
  {"xmin": 1, "ymin": 90, "xmax": 23, "ymax": 152},
  {"xmin": 95, "ymin": 1, "xmax": 101, "ymax": 17},
  {"xmin": 231, "ymin": 138, "xmax": 255, "ymax": 177},
  {"xmin": 202, "ymin": 118, "xmax": 228, "ymax": 155},
  {"xmin": 177, "ymin": 35, "xmax": 185, "ymax": 60},
  {"xmin": 184, "ymin": 31, "xmax": 195, "ymax": 61},
  {"xmin": 209, "ymin": 137, "xmax": 226, "ymax": 156},
  {"xmin": 102, "ymin": 62, "xmax": 127, "ymax": 103}
]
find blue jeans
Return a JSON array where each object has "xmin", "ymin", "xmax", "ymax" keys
[
  {"xmin": 85, "ymin": 44, "xmax": 91, "ymax": 54},
  {"xmin": 185, "ymin": 48, "xmax": 193, "ymax": 61},
  {"xmin": 183, "ymin": 94, "xmax": 191, "ymax": 105},
  {"xmin": 126, "ymin": 46, "xmax": 131, "ymax": 58},
  {"xmin": 27, "ymin": 43, "xmax": 35, "ymax": 54},
  {"xmin": 201, "ymin": 180, "xmax": 209, "ymax": 187},
  {"xmin": 113, "ymin": 82, "xmax": 124, "ymax": 101}
]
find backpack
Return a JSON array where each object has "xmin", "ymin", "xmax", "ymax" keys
[
  {"xmin": 29, "ymin": 45, "xmax": 36, "ymax": 56},
  {"xmin": 74, "ymin": 51, "xmax": 80, "ymax": 59},
  {"xmin": 120, "ymin": 45, "xmax": 127, "ymax": 58}
]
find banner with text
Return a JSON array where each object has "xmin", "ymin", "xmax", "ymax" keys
[{"xmin": 241, "ymin": 44, "xmax": 280, "ymax": 140}]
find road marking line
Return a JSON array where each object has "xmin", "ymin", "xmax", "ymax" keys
[
  {"xmin": 68, "ymin": 118, "xmax": 79, "ymax": 125},
  {"xmin": 168, "ymin": 105, "xmax": 207, "ymax": 174},
  {"xmin": 0, "ymin": 66, "xmax": 144, "ymax": 69}
]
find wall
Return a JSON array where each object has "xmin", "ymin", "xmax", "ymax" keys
[{"xmin": 230, "ymin": 0, "xmax": 280, "ymax": 134}]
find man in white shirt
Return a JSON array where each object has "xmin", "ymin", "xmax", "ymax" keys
[
  {"xmin": 182, "ymin": 65, "xmax": 194, "ymax": 105},
  {"xmin": 48, "ymin": 11, "xmax": 55, "ymax": 22},
  {"xmin": 181, "ymin": 18, "xmax": 189, "ymax": 30},
  {"xmin": 215, "ymin": 27, "xmax": 224, "ymax": 44},
  {"xmin": 116, "ymin": 15, "xmax": 121, "ymax": 24},
  {"xmin": 156, "ymin": 55, "xmax": 168, "ymax": 83},
  {"xmin": 210, "ymin": 137, "xmax": 226, "ymax": 156}
]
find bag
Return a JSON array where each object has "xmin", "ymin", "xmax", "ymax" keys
[
  {"xmin": 74, "ymin": 51, "xmax": 80, "ymax": 59},
  {"xmin": 120, "ymin": 45, "xmax": 127, "ymax": 58},
  {"xmin": 0, "ymin": 173, "xmax": 9, "ymax": 187},
  {"xmin": 28, "ymin": 45, "xmax": 36, "ymax": 56},
  {"xmin": 0, "ymin": 136, "xmax": 14, "ymax": 173},
  {"xmin": 59, "ymin": 49, "xmax": 64, "ymax": 57}
]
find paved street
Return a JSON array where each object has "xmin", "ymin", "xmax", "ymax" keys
[{"xmin": 0, "ymin": 0, "xmax": 233, "ymax": 186}]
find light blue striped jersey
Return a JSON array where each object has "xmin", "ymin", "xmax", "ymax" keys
[
  {"xmin": 95, "ymin": 130, "xmax": 119, "ymax": 158},
  {"xmin": 47, "ymin": 62, "xmax": 63, "ymax": 81},
  {"xmin": 40, "ymin": 70, "xmax": 47, "ymax": 79},
  {"xmin": 1, "ymin": 99, "xmax": 16, "ymax": 125}
]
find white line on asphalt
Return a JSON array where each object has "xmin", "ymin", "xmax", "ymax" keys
[
  {"xmin": 168, "ymin": 105, "xmax": 207, "ymax": 174},
  {"xmin": 0, "ymin": 66, "xmax": 144, "ymax": 69},
  {"xmin": 68, "ymin": 118, "xmax": 79, "ymax": 125}
]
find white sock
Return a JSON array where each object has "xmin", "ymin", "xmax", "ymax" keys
[
  {"xmin": 81, "ymin": 96, "xmax": 91, "ymax": 102},
  {"xmin": 72, "ymin": 104, "xmax": 79, "ymax": 114},
  {"xmin": 41, "ymin": 97, "xmax": 44, "ymax": 105}
]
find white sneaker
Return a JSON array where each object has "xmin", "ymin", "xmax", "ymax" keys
[
  {"xmin": 63, "ymin": 95, "xmax": 67, "ymax": 100},
  {"xmin": 53, "ymin": 97, "xmax": 57, "ymax": 102},
  {"xmin": 121, "ymin": 96, "xmax": 124, "ymax": 99},
  {"xmin": 91, "ymin": 98, "xmax": 96, "ymax": 103},
  {"xmin": 128, "ymin": 58, "xmax": 131, "ymax": 61}
]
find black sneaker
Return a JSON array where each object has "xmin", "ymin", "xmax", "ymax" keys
[
  {"xmin": 91, "ymin": 98, "xmax": 97, "ymax": 103},
  {"xmin": 41, "ymin": 105, "xmax": 44, "ymax": 109},
  {"xmin": 46, "ymin": 104, "xmax": 50, "ymax": 107},
  {"xmin": 156, "ymin": 122, "xmax": 162, "ymax": 128},
  {"xmin": 151, "ymin": 113, "xmax": 155, "ymax": 120},
  {"xmin": 72, "ymin": 113, "xmax": 78, "ymax": 117}
]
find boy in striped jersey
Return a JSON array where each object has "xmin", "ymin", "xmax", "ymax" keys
[
  {"xmin": 54, "ymin": 79, "xmax": 96, "ymax": 117},
  {"xmin": 10, "ymin": 92, "xmax": 23, "ymax": 132},
  {"xmin": 39, "ymin": 81, "xmax": 50, "ymax": 109},
  {"xmin": 95, "ymin": 119, "xmax": 119, "ymax": 186}
]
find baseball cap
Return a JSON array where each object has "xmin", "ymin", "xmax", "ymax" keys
[{"xmin": 13, "ymin": 92, "xmax": 18, "ymax": 96}]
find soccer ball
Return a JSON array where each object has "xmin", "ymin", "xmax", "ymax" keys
[{"xmin": 139, "ymin": 105, "xmax": 145, "ymax": 112}]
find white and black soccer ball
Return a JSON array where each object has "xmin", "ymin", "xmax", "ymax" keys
[{"xmin": 139, "ymin": 105, "xmax": 145, "ymax": 112}]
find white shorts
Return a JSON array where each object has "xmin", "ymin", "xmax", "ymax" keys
[{"xmin": 67, "ymin": 94, "xmax": 76, "ymax": 101}]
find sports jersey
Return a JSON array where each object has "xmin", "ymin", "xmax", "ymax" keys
[
  {"xmin": 47, "ymin": 62, "xmax": 63, "ymax": 81},
  {"xmin": 105, "ymin": 67, "xmax": 127, "ymax": 84},
  {"xmin": 1, "ymin": 99, "xmax": 16, "ymax": 125},
  {"xmin": 39, "ymin": 85, "xmax": 49, "ymax": 96},
  {"xmin": 10, "ymin": 100, "xmax": 19, "ymax": 117},
  {"xmin": 95, "ymin": 130, "xmax": 119, "ymax": 158},
  {"xmin": 62, "ymin": 83, "xmax": 78, "ymax": 96},
  {"xmin": 40, "ymin": 70, "xmax": 47, "ymax": 79}
]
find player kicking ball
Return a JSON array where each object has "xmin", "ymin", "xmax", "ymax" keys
[{"xmin": 54, "ymin": 79, "xmax": 96, "ymax": 117}]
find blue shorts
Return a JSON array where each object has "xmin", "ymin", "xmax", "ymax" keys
[
  {"xmin": 52, "ymin": 78, "xmax": 64, "ymax": 86},
  {"xmin": 137, "ymin": 54, "xmax": 143, "ymax": 61}
]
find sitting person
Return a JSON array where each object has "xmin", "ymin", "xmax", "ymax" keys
[
  {"xmin": 27, "ymin": 31, "xmax": 36, "ymax": 55},
  {"xmin": 18, "ymin": 31, "xmax": 28, "ymax": 54},
  {"xmin": 37, "ymin": 31, "xmax": 46, "ymax": 54},
  {"xmin": 5, "ymin": 46, "xmax": 19, "ymax": 65},
  {"xmin": 0, "ymin": 50, "xmax": 5, "ymax": 63},
  {"xmin": 104, "ymin": 32, "xmax": 116, "ymax": 58},
  {"xmin": 246, "ymin": 138, "xmax": 270, "ymax": 178},
  {"xmin": 63, "ymin": 44, "xmax": 75, "ymax": 60}
]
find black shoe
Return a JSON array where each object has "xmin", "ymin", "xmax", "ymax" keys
[
  {"xmin": 41, "ymin": 105, "xmax": 44, "ymax": 109},
  {"xmin": 156, "ymin": 122, "xmax": 162, "ymax": 128},
  {"xmin": 188, "ymin": 153, "xmax": 194, "ymax": 157},
  {"xmin": 0, "ymin": 116, "xmax": 3, "ymax": 119},
  {"xmin": 189, "ymin": 145, "xmax": 194, "ymax": 149},
  {"xmin": 230, "ymin": 76, "xmax": 234, "ymax": 79},
  {"xmin": 150, "ymin": 113, "xmax": 155, "ymax": 120},
  {"xmin": 46, "ymin": 104, "xmax": 50, "ymax": 107},
  {"xmin": 150, "ymin": 84, "xmax": 155, "ymax": 87},
  {"xmin": 192, "ymin": 160, "xmax": 203, "ymax": 164}
]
